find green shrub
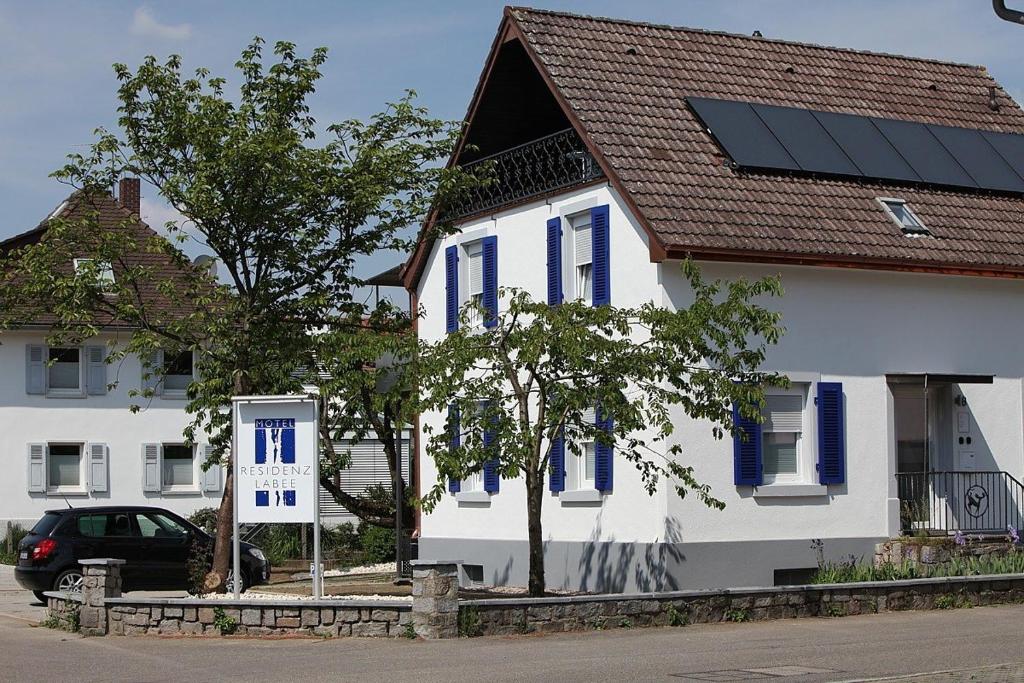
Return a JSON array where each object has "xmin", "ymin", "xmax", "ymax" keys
[
  {"xmin": 187, "ymin": 508, "xmax": 218, "ymax": 535},
  {"xmin": 724, "ymin": 608, "xmax": 749, "ymax": 623},
  {"xmin": 213, "ymin": 606, "xmax": 238, "ymax": 635},
  {"xmin": 258, "ymin": 524, "xmax": 303, "ymax": 565},
  {"xmin": 458, "ymin": 606, "xmax": 482, "ymax": 637},
  {"xmin": 0, "ymin": 523, "xmax": 29, "ymax": 565},
  {"xmin": 358, "ymin": 523, "xmax": 396, "ymax": 564},
  {"xmin": 666, "ymin": 604, "xmax": 689, "ymax": 627},
  {"xmin": 186, "ymin": 539, "xmax": 214, "ymax": 596}
]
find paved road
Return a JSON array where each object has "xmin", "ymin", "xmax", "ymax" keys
[{"xmin": 1, "ymin": 590, "xmax": 1023, "ymax": 683}]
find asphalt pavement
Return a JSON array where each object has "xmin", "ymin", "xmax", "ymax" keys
[{"xmin": 1, "ymin": 566, "xmax": 1023, "ymax": 683}]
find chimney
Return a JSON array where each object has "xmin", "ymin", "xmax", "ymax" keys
[{"xmin": 118, "ymin": 177, "xmax": 141, "ymax": 216}]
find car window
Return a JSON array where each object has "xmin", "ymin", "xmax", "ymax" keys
[
  {"xmin": 136, "ymin": 512, "xmax": 189, "ymax": 539},
  {"xmin": 30, "ymin": 512, "xmax": 63, "ymax": 536},
  {"xmin": 77, "ymin": 513, "xmax": 134, "ymax": 537}
]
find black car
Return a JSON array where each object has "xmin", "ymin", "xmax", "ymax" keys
[{"xmin": 15, "ymin": 506, "xmax": 270, "ymax": 602}]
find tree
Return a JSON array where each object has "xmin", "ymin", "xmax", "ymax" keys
[
  {"xmin": 417, "ymin": 261, "xmax": 786, "ymax": 596},
  {"xmin": 314, "ymin": 302, "xmax": 418, "ymax": 529},
  {"xmin": 0, "ymin": 38, "xmax": 470, "ymax": 591}
]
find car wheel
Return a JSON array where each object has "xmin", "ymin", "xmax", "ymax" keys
[
  {"xmin": 225, "ymin": 569, "xmax": 248, "ymax": 594},
  {"xmin": 32, "ymin": 590, "xmax": 48, "ymax": 604},
  {"xmin": 54, "ymin": 569, "xmax": 84, "ymax": 594}
]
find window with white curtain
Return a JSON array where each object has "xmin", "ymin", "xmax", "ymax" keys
[
  {"xmin": 465, "ymin": 241, "xmax": 484, "ymax": 328},
  {"xmin": 47, "ymin": 443, "xmax": 82, "ymax": 490},
  {"xmin": 573, "ymin": 217, "xmax": 593, "ymax": 305},
  {"xmin": 161, "ymin": 444, "xmax": 195, "ymax": 489},
  {"xmin": 567, "ymin": 407, "xmax": 596, "ymax": 490},
  {"xmin": 761, "ymin": 387, "xmax": 806, "ymax": 482}
]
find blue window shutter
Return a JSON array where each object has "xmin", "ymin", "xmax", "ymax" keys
[
  {"xmin": 445, "ymin": 246, "xmax": 458, "ymax": 334},
  {"xmin": 733, "ymin": 401, "xmax": 763, "ymax": 486},
  {"xmin": 591, "ymin": 205, "xmax": 610, "ymax": 306},
  {"xmin": 482, "ymin": 236, "xmax": 498, "ymax": 328},
  {"xmin": 546, "ymin": 217, "xmax": 563, "ymax": 306},
  {"xmin": 483, "ymin": 403, "xmax": 499, "ymax": 493},
  {"xmin": 549, "ymin": 426, "xmax": 565, "ymax": 492},
  {"xmin": 447, "ymin": 403, "xmax": 461, "ymax": 493},
  {"xmin": 594, "ymin": 406, "xmax": 613, "ymax": 491},
  {"xmin": 817, "ymin": 382, "xmax": 846, "ymax": 484}
]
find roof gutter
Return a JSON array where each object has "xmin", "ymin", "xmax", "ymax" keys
[{"xmin": 664, "ymin": 245, "xmax": 1024, "ymax": 280}]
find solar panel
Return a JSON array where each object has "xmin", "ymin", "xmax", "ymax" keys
[
  {"xmin": 928, "ymin": 125, "xmax": 1024, "ymax": 193},
  {"xmin": 812, "ymin": 111, "xmax": 920, "ymax": 183},
  {"xmin": 870, "ymin": 118, "xmax": 977, "ymax": 189},
  {"xmin": 982, "ymin": 130, "xmax": 1024, "ymax": 182},
  {"xmin": 687, "ymin": 98, "xmax": 799, "ymax": 171},
  {"xmin": 686, "ymin": 96, "xmax": 1024, "ymax": 196},
  {"xmin": 752, "ymin": 103, "xmax": 860, "ymax": 176}
]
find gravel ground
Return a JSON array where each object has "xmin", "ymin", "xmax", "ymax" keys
[
  {"xmin": 199, "ymin": 590, "xmax": 410, "ymax": 602},
  {"xmin": 321, "ymin": 562, "xmax": 393, "ymax": 578}
]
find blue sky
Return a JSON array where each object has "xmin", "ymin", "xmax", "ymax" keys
[{"xmin": 2, "ymin": 1, "xmax": 1023, "ymax": 292}]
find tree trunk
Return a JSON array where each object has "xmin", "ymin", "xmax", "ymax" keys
[
  {"xmin": 204, "ymin": 466, "xmax": 234, "ymax": 593},
  {"xmin": 204, "ymin": 370, "xmax": 248, "ymax": 593},
  {"xmin": 525, "ymin": 466, "xmax": 545, "ymax": 597}
]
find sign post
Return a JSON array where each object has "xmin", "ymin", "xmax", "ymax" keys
[{"xmin": 232, "ymin": 394, "xmax": 321, "ymax": 599}]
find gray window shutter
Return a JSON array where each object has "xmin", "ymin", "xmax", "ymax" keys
[
  {"xmin": 88, "ymin": 443, "xmax": 109, "ymax": 493},
  {"xmin": 201, "ymin": 444, "xmax": 221, "ymax": 492},
  {"xmin": 26, "ymin": 345, "xmax": 45, "ymax": 395},
  {"xmin": 27, "ymin": 443, "xmax": 46, "ymax": 492},
  {"xmin": 86, "ymin": 345, "xmax": 107, "ymax": 395},
  {"xmin": 143, "ymin": 350, "xmax": 162, "ymax": 396},
  {"xmin": 142, "ymin": 443, "xmax": 161, "ymax": 492}
]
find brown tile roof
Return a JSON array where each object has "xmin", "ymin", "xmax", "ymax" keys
[
  {"xmin": 1, "ymin": 190, "xmax": 206, "ymax": 328},
  {"xmin": 504, "ymin": 7, "xmax": 1024, "ymax": 275}
]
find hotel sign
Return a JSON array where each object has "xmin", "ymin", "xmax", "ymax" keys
[{"xmin": 234, "ymin": 397, "xmax": 318, "ymax": 524}]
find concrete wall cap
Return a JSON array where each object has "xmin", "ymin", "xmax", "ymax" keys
[
  {"xmin": 103, "ymin": 597, "xmax": 411, "ymax": 609},
  {"xmin": 80, "ymin": 558, "xmax": 127, "ymax": 566},
  {"xmin": 410, "ymin": 560, "xmax": 463, "ymax": 567}
]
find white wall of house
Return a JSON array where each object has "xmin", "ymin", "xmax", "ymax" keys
[
  {"xmin": 662, "ymin": 262, "xmax": 1024, "ymax": 547},
  {"xmin": 0, "ymin": 331, "xmax": 222, "ymax": 529},
  {"xmin": 415, "ymin": 183, "xmax": 1024, "ymax": 590}
]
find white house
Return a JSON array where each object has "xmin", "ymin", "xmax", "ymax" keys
[
  {"xmin": 0, "ymin": 180, "xmax": 224, "ymax": 530},
  {"xmin": 1, "ymin": 180, "xmax": 407, "ymax": 532},
  {"xmin": 403, "ymin": 7, "xmax": 1024, "ymax": 591}
]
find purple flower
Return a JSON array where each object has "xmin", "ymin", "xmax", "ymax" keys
[
  {"xmin": 1009, "ymin": 526, "xmax": 1020, "ymax": 545},
  {"xmin": 954, "ymin": 530, "xmax": 966, "ymax": 546}
]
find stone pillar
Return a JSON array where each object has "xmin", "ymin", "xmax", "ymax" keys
[
  {"xmin": 411, "ymin": 560, "xmax": 460, "ymax": 639},
  {"xmin": 79, "ymin": 558, "xmax": 124, "ymax": 636}
]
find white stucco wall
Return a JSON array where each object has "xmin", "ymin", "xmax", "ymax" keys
[
  {"xmin": 417, "ymin": 183, "xmax": 670, "ymax": 545},
  {"xmin": 416, "ymin": 185, "xmax": 1024, "ymax": 556},
  {"xmin": 662, "ymin": 262, "xmax": 1024, "ymax": 545},
  {"xmin": 1, "ymin": 331, "xmax": 221, "ymax": 528}
]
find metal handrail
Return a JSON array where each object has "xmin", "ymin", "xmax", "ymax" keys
[
  {"xmin": 443, "ymin": 127, "xmax": 604, "ymax": 221},
  {"xmin": 896, "ymin": 470, "xmax": 1024, "ymax": 534}
]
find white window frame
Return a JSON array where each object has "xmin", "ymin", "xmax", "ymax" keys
[
  {"xmin": 464, "ymin": 240, "xmax": 485, "ymax": 329},
  {"xmin": 567, "ymin": 211, "xmax": 593, "ymax": 305},
  {"xmin": 160, "ymin": 443, "xmax": 200, "ymax": 493},
  {"xmin": 46, "ymin": 346, "xmax": 86, "ymax": 398},
  {"xmin": 161, "ymin": 350, "xmax": 195, "ymax": 400},
  {"xmin": 566, "ymin": 408, "xmax": 597, "ymax": 491},
  {"xmin": 877, "ymin": 197, "xmax": 929, "ymax": 236},
  {"xmin": 73, "ymin": 258, "xmax": 116, "ymax": 288},
  {"xmin": 45, "ymin": 442, "xmax": 86, "ymax": 494},
  {"xmin": 761, "ymin": 383, "xmax": 813, "ymax": 485}
]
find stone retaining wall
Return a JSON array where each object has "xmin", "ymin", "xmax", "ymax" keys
[
  {"xmin": 105, "ymin": 598, "xmax": 411, "ymax": 637},
  {"xmin": 874, "ymin": 537, "xmax": 1013, "ymax": 567},
  {"xmin": 459, "ymin": 574, "xmax": 1024, "ymax": 637}
]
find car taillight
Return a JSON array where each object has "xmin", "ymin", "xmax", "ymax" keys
[{"xmin": 32, "ymin": 538, "xmax": 57, "ymax": 561}]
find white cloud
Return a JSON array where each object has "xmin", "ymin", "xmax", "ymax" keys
[{"xmin": 130, "ymin": 6, "xmax": 191, "ymax": 41}]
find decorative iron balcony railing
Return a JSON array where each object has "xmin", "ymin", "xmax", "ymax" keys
[
  {"xmin": 896, "ymin": 470, "xmax": 1024, "ymax": 534},
  {"xmin": 443, "ymin": 128, "xmax": 604, "ymax": 221}
]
